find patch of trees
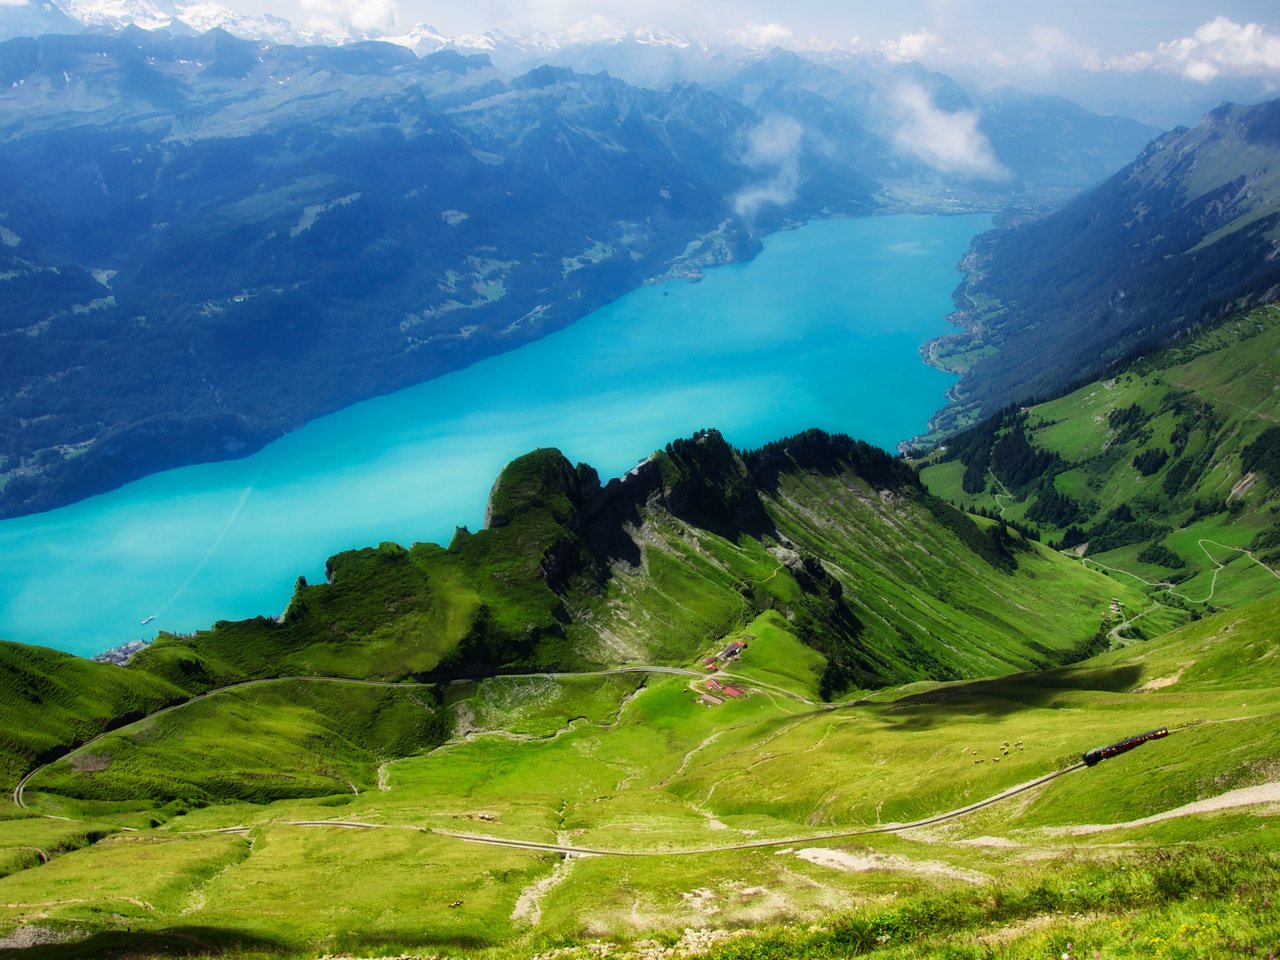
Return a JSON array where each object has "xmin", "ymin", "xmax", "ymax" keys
[
  {"xmin": 1083, "ymin": 503, "xmax": 1171, "ymax": 554},
  {"xmin": 1250, "ymin": 525, "xmax": 1280, "ymax": 567},
  {"xmin": 1160, "ymin": 412, "xmax": 1225, "ymax": 500},
  {"xmin": 942, "ymin": 407, "xmax": 1061, "ymax": 496},
  {"xmin": 1133, "ymin": 448, "xmax": 1169, "ymax": 476},
  {"xmin": 1162, "ymin": 392, "xmax": 1220, "ymax": 456},
  {"xmin": 1136, "ymin": 543, "xmax": 1186, "ymax": 568},
  {"xmin": 1026, "ymin": 484, "xmax": 1088, "ymax": 528},
  {"xmin": 1108, "ymin": 404, "xmax": 1153, "ymax": 446},
  {"xmin": 990, "ymin": 420, "xmax": 1060, "ymax": 492},
  {"xmin": 961, "ymin": 442, "xmax": 993, "ymax": 495},
  {"xmin": 940, "ymin": 409, "xmax": 1007, "ymax": 495},
  {"xmin": 1242, "ymin": 427, "xmax": 1280, "ymax": 485},
  {"xmin": 923, "ymin": 498, "xmax": 1018, "ymax": 573},
  {"xmin": 1059, "ymin": 526, "xmax": 1088, "ymax": 549},
  {"xmin": 1185, "ymin": 497, "xmax": 1230, "ymax": 525},
  {"xmin": 1252, "ymin": 526, "xmax": 1280, "ymax": 551},
  {"xmin": 1162, "ymin": 458, "xmax": 1198, "ymax": 498}
]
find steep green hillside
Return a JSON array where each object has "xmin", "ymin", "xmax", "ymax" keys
[
  {"xmin": 926, "ymin": 99, "xmax": 1280, "ymax": 434},
  {"xmin": 127, "ymin": 430, "xmax": 1134, "ymax": 700},
  {"xmin": 921, "ymin": 303, "xmax": 1280, "ymax": 616},
  {"xmin": 0, "ymin": 429, "xmax": 1140, "ymax": 799}
]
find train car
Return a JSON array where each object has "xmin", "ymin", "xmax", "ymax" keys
[{"xmin": 1082, "ymin": 727, "xmax": 1169, "ymax": 766}]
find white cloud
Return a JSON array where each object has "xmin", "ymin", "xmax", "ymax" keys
[
  {"xmin": 300, "ymin": 0, "xmax": 399, "ymax": 34},
  {"xmin": 562, "ymin": 14, "xmax": 628, "ymax": 43},
  {"xmin": 975, "ymin": 25, "xmax": 1102, "ymax": 78},
  {"xmin": 1102, "ymin": 17, "xmax": 1280, "ymax": 83},
  {"xmin": 0, "ymin": 0, "xmax": 31, "ymax": 8},
  {"xmin": 732, "ymin": 115, "xmax": 804, "ymax": 218},
  {"xmin": 730, "ymin": 21, "xmax": 793, "ymax": 49},
  {"xmin": 1025, "ymin": 25, "xmax": 1095, "ymax": 73},
  {"xmin": 889, "ymin": 83, "xmax": 1009, "ymax": 180},
  {"xmin": 879, "ymin": 29, "xmax": 942, "ymax": 63}
]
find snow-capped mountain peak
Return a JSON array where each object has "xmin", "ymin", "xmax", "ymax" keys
[{"xmin": 3, "ymin": 1, "xmax": 701, "ymax": 61}]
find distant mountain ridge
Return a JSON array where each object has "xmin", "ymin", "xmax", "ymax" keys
[
  {"xmin": 2, "ymin": 0, "xmax": 340, "ymax": 45},
  {"xmin": 927, "ymin": 98, "xmax": 1280, "ymax": 435},
  {"xmin": 0, "ymin": 0, "xmax": 701, "ymax": 51},
  {"xmin": 0, "ymin": 27, "xmax": 882, "ymax": 518},
  {"xmin": 0, "ymin": 22, "xmax": 1162, "ymax": 519}
]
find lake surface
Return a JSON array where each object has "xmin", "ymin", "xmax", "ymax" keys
[{"xmin": 0, "ymin": 214, "xmax": 988, "ymax": 657}]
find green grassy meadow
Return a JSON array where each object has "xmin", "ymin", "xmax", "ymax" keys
[{"xmin": 3, "ymin": 592, "xmax": 1277, "ymax": 958}]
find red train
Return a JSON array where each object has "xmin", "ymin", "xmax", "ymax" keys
[{"xmin": 1082, "ymin": 727, "xmax": 1169, "ymax": 766}]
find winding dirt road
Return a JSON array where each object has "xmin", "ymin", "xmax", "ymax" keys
[{"xmin": 259, "ymin": 761, "xmax": 1089, "ymax": 858}]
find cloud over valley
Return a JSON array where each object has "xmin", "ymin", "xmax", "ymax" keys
[{"xmin": 889, "ymin": 83, "xmax": 1009, "ymax": 181}]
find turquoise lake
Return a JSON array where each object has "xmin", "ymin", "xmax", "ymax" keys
[{"xmin": 0, "ymin": 213, "xmax": 988, "ymax": 657}]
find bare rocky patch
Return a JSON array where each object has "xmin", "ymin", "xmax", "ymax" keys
[
  {"xmin": 794, "ymin": 847, "xmax": 988, "ymax": 883},
  {"xmin": 0, "ymin": 925, "xmax": 81, "ymax": 949},
  {"xmin": 68, "ymin": 752, "xmax": 110, "ymax": 772},
  {"xmin": 1137, "ymin": 663, "xmax": 1189, "ymax": 692}
]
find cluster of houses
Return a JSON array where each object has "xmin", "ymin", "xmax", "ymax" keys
[
  {"xmin": 701, "ymin": 677, "xmax": 745, "ymax": 706},
  {"xmin": 702, "ymin": 637, "xmax": 751, "ymax": 670},
  {"xmin": 698, "ymin": 635, "xmax": 753, "ymax": 706}
]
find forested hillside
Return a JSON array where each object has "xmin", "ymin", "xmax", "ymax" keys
[{"xmin": 921, "ymin": 303, "xmax": 1280, "ymax": 617}]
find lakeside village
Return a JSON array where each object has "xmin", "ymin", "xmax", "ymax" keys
[{"xmin": 696, "ymin": 637, "xmax": 752, "ymax": 706}]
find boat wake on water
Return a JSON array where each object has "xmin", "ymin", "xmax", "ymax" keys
[{"xmin": 143, "ymin": 474, "xmax": 262, "ymax": 626}]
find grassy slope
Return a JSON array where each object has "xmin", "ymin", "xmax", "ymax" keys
[
  {"xmin": 763, "ymin": 467, "xmax": 1135, "ymax": 678},
  {"xmin": 30, "ymin": 680, "xmax": 450, "ymax": 809},
  {"xmin": 920, "ymin": 304, "xmax": 1280, "ymax": 612},
  {"xmin": 2, "ymin": 595, "xmax": 1276, "ymax": 958},
  {"xmin": 0, "ymin": 428, "xmax": 1270, "ymax": 957},
  {"xmin": 0, "ymin": 643, "xmax": 191, "ymax": 793}
]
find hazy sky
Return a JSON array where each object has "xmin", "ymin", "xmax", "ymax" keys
[
  {"xmin": 241, "ymin": 0, "xmax": 1280, "ymax": 96},
  {"xmin": 393, "ymin": 0, "xmax": 1276, "ymax": 53},
  {"xmin": 258, "ymin": 0, "xmax": 1279, "ymax": 59}
]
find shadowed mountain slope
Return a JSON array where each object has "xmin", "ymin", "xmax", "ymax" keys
[{"xmin": 929, "ymin": 98, "xmax": 1280, "ymax": 433}]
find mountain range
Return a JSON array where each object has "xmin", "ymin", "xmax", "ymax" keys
[
  {"xmin": 0, "ymin": 17, "xmax": 1278, "ymax": 951},
  {"xmin": 0, "ymin": 24, "xmax": 1160, "ymax": 518}
]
